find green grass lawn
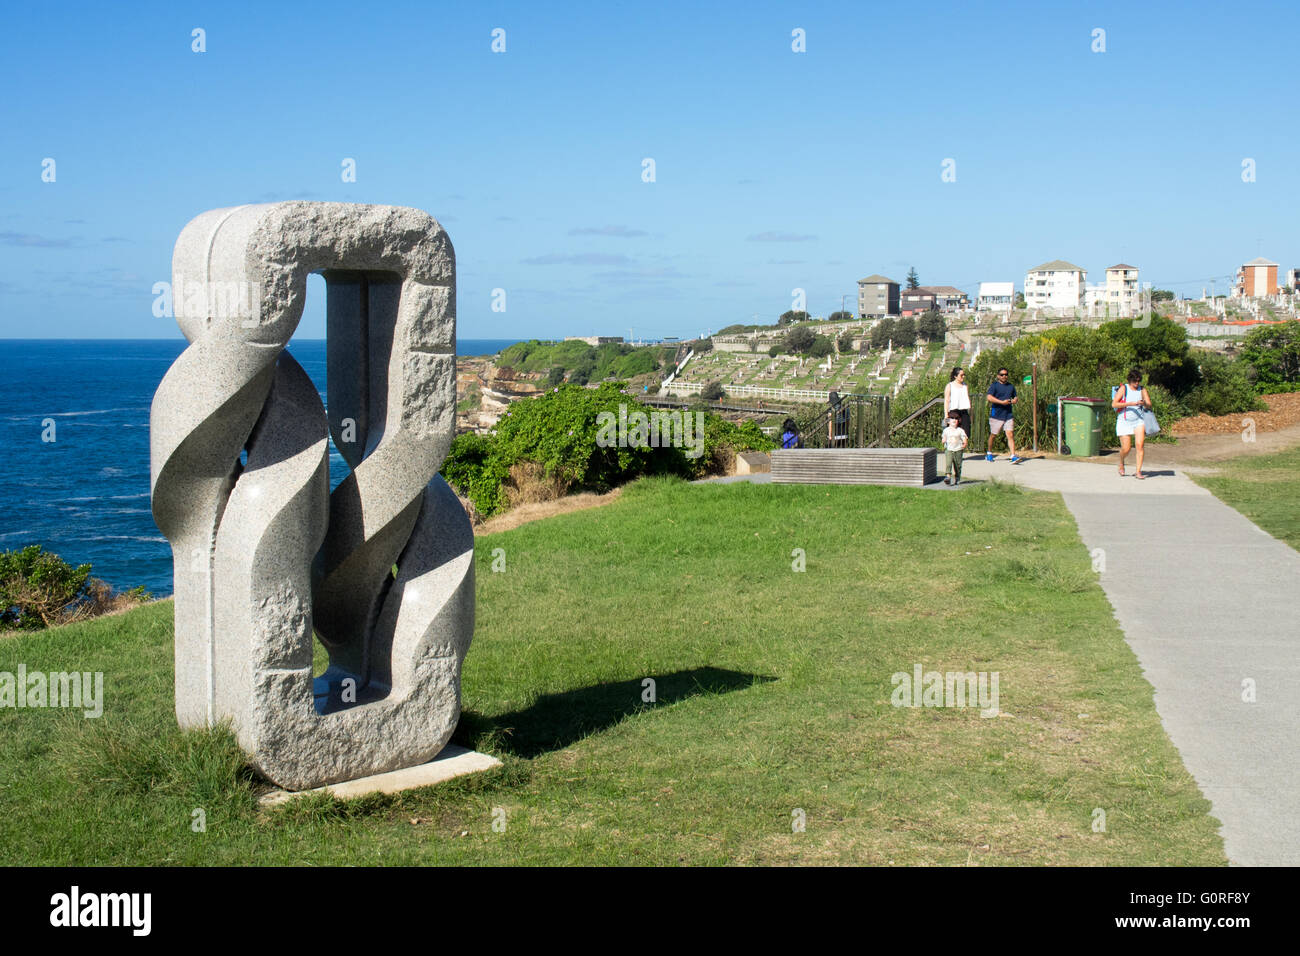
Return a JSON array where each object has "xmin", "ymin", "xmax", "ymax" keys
[
  {"xmin": 1190, "ymin": 444, "xmax": 1300, "ymax": 551},
  {"xmin": 0, "ymin": 477, "xmax": 1224, "ymax": 865}
]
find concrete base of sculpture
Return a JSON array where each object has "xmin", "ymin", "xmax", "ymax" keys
[{"xmin": 258, "ymin": 744, "xmax": 501, "ymax": 806}]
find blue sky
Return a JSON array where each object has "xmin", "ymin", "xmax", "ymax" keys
[{"xmin": 1, "ymin": 0, "xmax": 1295, "ymax": 341}]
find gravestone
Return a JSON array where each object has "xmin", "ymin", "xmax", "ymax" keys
[{"xmin": 151, "ymin": 202, "xmax": 476, "ymax": 791}]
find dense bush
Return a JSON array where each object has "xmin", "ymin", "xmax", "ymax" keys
[
  {"xmin": 893, "ymin": 317, "xmax": 917, "ymax": 348},
  {"xmin": 1186, "ymin": 352, "xmax": 1265, "ymax": 417},
  {"xmin": 440, "ymin": 383, "xmax": 774, "ymax": 517},
  {"xmin": 784, "ymin": 325, "xmax": 816, "ymax": 353},
  {"xmin": 0, "ymin": 545, "xmax": 92, "ymax": 630},
  {"xmin": 809, "ymin": 335, "xmax": 834, "ymax": 358},
  {"xmin": 1239, "ymin": 321, "xmax": 1300, "ymax": 392},
  {"xmin": 0, "ymin": 545, "xmax": 149, "ymax": 631},
  {"xmin": 496, "ymin": 340, "xmax": 662, "ymax": 382},
  {"xmin": 918, "ymin": 310, "xmax": 946, "ymax": 343},
  {"xmin": 1099, "ymin": 316, "xmax": 1197, "ymax": 392},
  {"xmin": 700, "ymin": 381, "xmax": 726, "ymax": 401},
  {"xmin": 441, "ymin": 432, "xmax": 511, "ymax": 517}
]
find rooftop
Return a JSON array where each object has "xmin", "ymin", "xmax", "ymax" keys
[
  {"xmin": 858, "ymin": 274, "xmax": 898, "ymax": 285},
  {"xmin": 1028, "ymin": 259, "xmax": 1086, "ymax": 274},
  {"xmin": 1107, "ymin": 263, "xmax": 1137, "ymax": 271},
  {"xmin": 1244, "ymin": 257, "xmax": 1278, "ymax": 266}
]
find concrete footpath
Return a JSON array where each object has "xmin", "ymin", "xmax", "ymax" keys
[{"xmin": 959, "ymin": 455, "xmax": 1300, "ymax": 866}]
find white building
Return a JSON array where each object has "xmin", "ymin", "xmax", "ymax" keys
[
  {"xmin": 1024, "ymin": 259, "xmax": 1086, "ymax": 315},
  {"xmin": 1084, "ymin": 265, "xmax": 1140, "ymax": 318},
  {"xmin": 976, "ymin": 281, "xmax": 1014, "ymax": 313}
]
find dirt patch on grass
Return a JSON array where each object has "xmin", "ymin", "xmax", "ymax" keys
[{"xmin": 478, "ymin": 488, "xmax": 623, "ymax": 535}]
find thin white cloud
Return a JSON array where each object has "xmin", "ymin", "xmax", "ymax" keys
[
  {"xmin": 521, "ymin": 253, "xmax": 635, "ymax": 266},
  {"xmin": 568, "ymin": 225, "xmax": 648, "ymax": 238},
  {"xmin": 747, "ymin": 231, "xmax": 817, "ymax": 243}
]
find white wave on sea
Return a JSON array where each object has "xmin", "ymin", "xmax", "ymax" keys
[{"xmin": 3, "ymin": 407, "xmax": 150, "ymax": 421}]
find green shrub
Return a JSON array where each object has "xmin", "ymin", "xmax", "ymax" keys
[
  {"xmin": 1099, "ymin": 315, "xmax": 1197, "ymax": 392},
  {"xmin": 1185, "ymin": 352, "xmax": 1265, "ymax": 417},
  {"xmin": 0, "ymin": 545, "xmax": 92, "ymax": 630},
  {"xmin": 440, "ymin": 384, "xmax": 777, "ymax": 517},
  {"xmin": 784, "ymin": 326, "xmax": 816, "ymax": 354},
  {"xmin": 441, "ymin": 432, "xmax": 510, "ymax": 517},
  {"xmin": 1238, "ymin": 320, "xmax": 1300, "ymax": 392},
  {"xmin": 700, "ymin": 381, "xmax": 726, "ymax": 401}
]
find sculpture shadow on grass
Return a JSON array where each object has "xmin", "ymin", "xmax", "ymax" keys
[{"xmin": 455, "ymin": 667, "xmax": 774, "ymax": 759}]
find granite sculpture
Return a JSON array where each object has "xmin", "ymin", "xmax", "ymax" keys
[{"xmin": 150, "ymin": 202, "xmax": 474, "ymax": 791}]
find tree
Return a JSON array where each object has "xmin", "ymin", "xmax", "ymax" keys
[
  {"xmin": 1100, "ymin": 315, "xmax": 1196, "ymax": 391},
  {"xmin": 893, "ymin": 316, "xmax": 917, "ymax": 348},
  {"xmin": 917, "ymin": 309, "xmax": 946, "ymax": 343},
  {"xmin": 768, "ymin": 345, "xmax": 781, "ymax": 357},
  {"xmin": 870, "ymin": 318, "xmax": 896, "ymax": 350},
  {"xmin": 1152, "ymin": 289, "xmax": 1175, "ymax": 302},
  {"xmin": 695, "ymin": 336, "xmax": 714, "ymax": 352},
  {"xmin": 906, "ymin": 267, "xmax": 920, "ymax": 290},
  {"xmin": 837, "ymin": 331, "xmax": 856, "ymax": 354},
  {"xmin": 778, "ymin": 310, "xmax": 809, "ymax": 326},
  {"xmin": 828, "ymin": 310, "xmax": 852, "ymax": 323},
  {"xmin": 784, "ymin": 325, "xmax": 817, "ymax": 353},
  {"xmin": 809, "ymin": 335, "xmax": 834, "ymax": 358},
  {"xmin": 700, "ymin": 381, "xmax": 726, "ymax": 401},
  {"xmin": 1015, "ymin": 292, "xmax": 1026, "ymax": 309},
  {"xmin": 1239, "ymin": 320, "xmax": 1300, "ymax": 391},
  {"xmin": 546, "ymin": 366, "xmax": 566, "ymax": 387}
]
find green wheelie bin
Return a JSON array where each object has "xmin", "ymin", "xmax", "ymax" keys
[{"xmin": 1059, "ymin": 397, "xmax": 1106, "ymax": 457}]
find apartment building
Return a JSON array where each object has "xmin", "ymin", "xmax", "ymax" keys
[
  {"xmin": 1086, "ymin": 264, "xmax": 1141, "ymax": 318},
  {"xmin": 1024, "ymin": 260, "xmax": 1087, "ymax": 314},
  {"xmin": 1235, "ymin": 257, "xmax": 1278, "ymax": 297},
  {"xmin": 857, "ymin": 274, "xmax": 900, "ymax": 317}
]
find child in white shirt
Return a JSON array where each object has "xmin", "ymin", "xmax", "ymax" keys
[{"xmin": 941, "ymin": 412, "xmax": 968, "ymax": 485}]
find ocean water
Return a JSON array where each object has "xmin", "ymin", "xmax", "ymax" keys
[{"xmin": 0, "ymin": 337, "xmax": 522, "ymax": 597}]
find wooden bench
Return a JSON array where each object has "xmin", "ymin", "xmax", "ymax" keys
[{"xmin": 770, "ymin": 447, "xmax": 937, "ymax": 486}]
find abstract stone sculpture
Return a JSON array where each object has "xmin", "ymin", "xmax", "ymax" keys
[{"xmin": 151, "ymin": 202, "xmax": 474, "ymax": 791}]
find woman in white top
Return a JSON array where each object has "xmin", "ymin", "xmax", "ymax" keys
[
  {"xmin": 943, "ymin": 367, "xmax": 971, "ymax": 438},
  {"xmin": 1112, "ymin": 368, "xmax": 1152, "ymax": 479}
]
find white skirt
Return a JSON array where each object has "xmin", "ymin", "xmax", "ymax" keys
[{"xmin": 1116, "ymin": 413, "xmax": 1144, "ymax": 437}]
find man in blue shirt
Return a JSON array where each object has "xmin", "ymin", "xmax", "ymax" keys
[{"xmin": 986, "ymin": 367, "xmax": 1023, "ymax": 463}]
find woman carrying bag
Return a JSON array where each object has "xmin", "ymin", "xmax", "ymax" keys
[{"xmin": 1112, "ymin": 369, "xmax": 1154, "ymax": 480}]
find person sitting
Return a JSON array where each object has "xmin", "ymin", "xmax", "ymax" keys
[{"xmin": 781, "ymin": 418, "xmax": 802, "ymax": 449}]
